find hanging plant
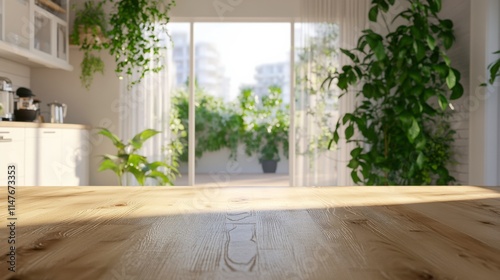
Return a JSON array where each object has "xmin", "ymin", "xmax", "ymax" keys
[
  {"xmin": 80, "ymin": 52, "xmax": 105, "ymax": 90},
  {"xmin": 324, "ymin": 0, "xmax": 464, "ymax": 185},
  {"xmin": 103, "ymin": 0, "xmax": 176, "ymax": 87},
  {"xmin": 71, "ymin": 1, "xmax": 108, "ymax": 90},
  {"xmin": 71, "ymin": 0, "xmax": 176, "ymax": 89}
]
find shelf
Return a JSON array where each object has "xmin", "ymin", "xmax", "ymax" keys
[
  {"xmin": 37, "ymin": 0, "xmax": 66, "ymax": 14},
  {"xmin": 0, "ymin": 40, "xmax": 73, "ymax": 71}
]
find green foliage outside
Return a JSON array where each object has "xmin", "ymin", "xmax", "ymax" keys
[
  {"xmin": 324, "ymin": 0, "xmax": 463, "ymax": 185},
  {"xmin": 171, "ymin": 85, "xmax": 289, "ymax": 164},
  {"xmin": 295, "ymin": 23, "xmax": 340, "ymax": 160}
]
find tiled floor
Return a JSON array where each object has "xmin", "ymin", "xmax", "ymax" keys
[{"xmin": 174, "ymin": 173, "xmax": 289, "ymax": 187}]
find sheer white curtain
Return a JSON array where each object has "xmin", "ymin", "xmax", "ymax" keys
[
  {"xmin": 119, "ymin": 47, "xmax": 176, "ymax": 186},
  {"xmin": 294, "ymin": 0, "xmax": 369, "ymax": 186}
]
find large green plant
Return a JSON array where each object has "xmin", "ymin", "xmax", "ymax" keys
[
  {"xmin": 98, "ymin": 128, "xmax": 178, "ymax": 186},
  {"xmin": 324, "ymin": 0, "xmax": 463, "ymax": 185}
]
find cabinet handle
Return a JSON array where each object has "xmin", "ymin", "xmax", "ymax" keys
[
  {"xmin": 43, "ymin": 131, "xmax": 57, "ymax": 134},
  {"xmin": 0, "ymin": 131, "xmax": 10, "ymax": 134},
  {"xmin": 0, "ymin": 136, "xmax": 12, "ymax": 142}
]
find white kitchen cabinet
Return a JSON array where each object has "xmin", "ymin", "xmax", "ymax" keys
[
  {"xmin": 0, "ymin": 0, "xmax": 71, "ymax": 70},
  {"xmin": 60, "ymin": 129, "xmax": 89, "ymax": 186},
  {"xmin": 25, "ymin": 127, "xmax": 62, "ymax": 186},
  {"xmin": 0, "ymin": 127, "xmax": 25, "ymax": 186},
  {"xmin": 24, "ymin": 127, "xmax": 89, "ymax": 186}
]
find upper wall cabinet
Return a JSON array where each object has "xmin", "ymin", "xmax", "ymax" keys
[{"xmin": 0, "ymin": 0, "xmax": 72, "ymax": 71}]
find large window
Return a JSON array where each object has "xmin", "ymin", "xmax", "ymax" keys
[{"xmin": 171, "ymin": 22, "xmax": 291, "ymax": 186}]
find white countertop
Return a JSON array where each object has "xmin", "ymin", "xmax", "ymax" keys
[{"xmin": 0, "ymin": 121, "xmax": 90, "ymax": 130}]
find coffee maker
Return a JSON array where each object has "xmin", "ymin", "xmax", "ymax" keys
[{"xmin": 0, "ymin": 77, "xmax": 14, "ymax": 121}]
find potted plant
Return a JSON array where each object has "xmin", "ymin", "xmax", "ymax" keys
[
  {"xmin": 71, "ymin": 0, "xmax": 176, "ymax": 90},
  {"xmin": 98, "ymin": 128, "xmax": 179, "ymax": 186},
  {"xmin": 242, "ymin": 86, "xmax": 289, "ymax": 173},
  {"xmin": 324, "ymin": 0, "xmax": 463, "ymax": 185},
  {"xmin": 70, "ymin": 1, "xmax": 108, "ymax": 46},
  {"xmin": 71, "ymin": 1, "xmax": 108, "ymax": 90}
]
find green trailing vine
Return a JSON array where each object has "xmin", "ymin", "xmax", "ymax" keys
[
  {"xmin": 324, "ymin": 0, "xmax": 463, "ymax": 185},
  {"xmin": 72, "ymin": 0, "xmax": 176, "ymax": 89},
  {"xmin": 80, "ymin": 52, "xmax": 105, "ymax": 90},
  {"xmin": 103, "ymin": 0, "xmax": 176, "ymax": 86},
  {"xmin": 71, "ymin": 1, "xmax": 108, "ymax": 90}
]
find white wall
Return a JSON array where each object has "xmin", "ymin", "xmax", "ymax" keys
[
  {"xmin": 30, "ymin": 48, "xmax": 121, "ymax": 186},
  {"xmin": 0, "ymin": 57, "xmax": 30, "ymax": 89},
  {"xmin": 171, "ymin": 0, "xmax": 300, "ymax": 21}
]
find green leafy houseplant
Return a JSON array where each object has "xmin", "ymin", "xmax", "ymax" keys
[
  {"xmin": 71, "ymin": 1, "xmax": 108, "ymax": 90},
  {"xmin": 324, "ymin": 0, "xmax": 463, "ymax": 185},
  {"xmin": 103, "ymin": 0, "xmax": 176, "ymax": 86},
  {"xmin": 98, "ymin": 128, "xmax": 178, "ymax": 186},
  {"xmin": 72, "ymin": 0, "xmax": 176, "ymax": 89},
  {"xmin": 70, "ymin": 1, "xmax": 108, "ymax": 46}
]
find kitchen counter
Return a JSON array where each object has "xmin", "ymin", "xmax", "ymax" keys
[
  {"xmin": 0, "ymin": 121, "xmax": 90, "ymax": 130},
  {"xmin": 1, "ymin": 186, "xmax": 499, "ymax": 279}
]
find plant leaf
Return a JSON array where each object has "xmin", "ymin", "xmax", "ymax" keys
[
  {"xmin": 98, "ymin": 158, "xmax": 119, "ymax": 172},
  {"xmin": 446, "ymin": 69, "xmax": 456, "ymax": 89},
  {"xmin": 351, "ymin": 170, "xmax": 361, "ymax": 184},
  {"xmin": 340, "ymin": 48, "xmax": 359, "ymax": 62},
  {"xmin": 408, "ymin": 119, "xmax": 420, "ymax": 143},
  {"xmin": 128, "ymin": 166, "xmax": 146, "ymax": 186},
  {"xmin": 350, "ymin": 147, "xmax": 363, "ymax": 158},
  {"xmin": 369, "ymin": 6, "xmax": 379, "ymax": 22},
  {"xmin": 450, "ymin": 83, "xmax": 464, "ymax": 100},
  {"xmin": 438, "ymin": 94, "xmax": 449, "ymax": 111},
  {"xmin": 416, "ymin": 152, "xmax": 426, "ymax": 169},
  {"xmin": 345, "ymin": 125, "xmax": 355, "ymax": 140},
  {"xmin": 373, "ymin": 41, "xmax": 386, "ymax": 61},
  {"xmin": 99, "ymin": 128, "xmax": 125, "ymax": 149},
  {"xmin": 426, "ymin": 35, "xmax": 436, "ymax": 51},
  {"xmin": 130, "ymin": 129, "xmax": 161, "ymax": 150}
]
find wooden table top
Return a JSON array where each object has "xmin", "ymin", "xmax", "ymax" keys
[{"xmin": 1, "ymin": 186, "xmax": 500, "ymax": 280}]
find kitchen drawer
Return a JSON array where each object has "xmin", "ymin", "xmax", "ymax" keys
[
  {"xmin": 25, "ymin": 127, "xmax": 61, "ymax": 138},
  {"xmin": 0, "ymin": 128, "xmax": 25, "ymax": 184},
  {"xmin": 0, "ymin": 127, "xmax": 25, "ymax": 140}
]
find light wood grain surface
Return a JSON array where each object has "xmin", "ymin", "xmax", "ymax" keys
[{"xmin": 1, "ymin": 186, "xmax": 499, "ymax": 280}]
